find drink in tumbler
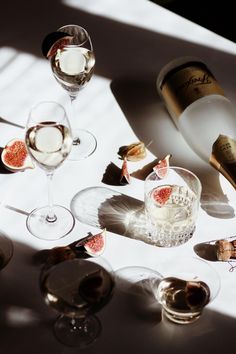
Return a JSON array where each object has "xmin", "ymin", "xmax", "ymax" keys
[{"xmin": 144, "ymin": 167, "xmax": 201, "ymax": 247}]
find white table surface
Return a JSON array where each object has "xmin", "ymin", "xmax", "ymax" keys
[{"xmin": 1, "ymin": 0, "xmax": 236, "ymax": 353}]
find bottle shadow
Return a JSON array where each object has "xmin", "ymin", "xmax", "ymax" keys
[{"xmin": 194, "ymin": 242, "xmax": 218, "ymax": 262}]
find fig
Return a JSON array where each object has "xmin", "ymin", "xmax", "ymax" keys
[
  {"xmin": 1, "ymin": 139, "xmax": 34, "ymax": 172},
  {"xmin": 153, "ymin": 154, "xmax": 172, "ymax": 179},
  {"xmin": 41, "ymin": 31, "xmax": 72, "ymax": 58},
  {"xmin": 75, "ymin": 229, "xmax": 106, "ymax": 257},
  {"xmin": 151, "ymin": 185, "xmax": 173, "ymax": 205},
  {"xmin": 120, "ymin": 158, "xmax": 130, "ymax": 185}
]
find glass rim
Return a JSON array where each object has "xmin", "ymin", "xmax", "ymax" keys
[
  {"xmin": 28, "ymin": 100, "xmax": 67, "ymax": 126},
  {"xmin": 115, "ymin": 265, "xmax": 163, "ymax": 291},
  {"xmin": 157, "ymin": 256, "xmax": 221, "ymax": 301},
  {"xmin": 115, "ymin": 265, "xmax": 163, "ymax": 279},
  {"xmin": 146, "ymin": 165, "xmax": 202, "ymax": 184},
  {"xmin": 58, "ymin": 23, "xmax": 89, "ymax": 34},
  {"xmin": 57, "ymin": 24, "xmax": 91, "ymax": 48}
]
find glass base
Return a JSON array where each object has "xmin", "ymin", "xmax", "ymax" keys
[
  {"xmin": 26, "ymin": 205, "xmax": 75, "ymax": 240},
  {"xmin": 54, "ymin": 315, "xmax": 102, "ymax": 348},
  {"xmin": 146, "ymin": 224, "xmax": 195, "ymax": 247},
  {"xmin": 162, "ymin": 308, "xmax": 201, "ymax": 325},
  {"xmin": 68, "ymin": 129, "xmax": 97, "ymax": 161}
]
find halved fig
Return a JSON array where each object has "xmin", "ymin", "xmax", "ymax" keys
[
  {"xmin": 75, "ymin": 229, "xmax": 106, "ymax": 257},
  {"xmin": 153, "ymin": 154, "xmax": 172, "ymax": 179},
  {"xmin": 1, "ymin": 139, "xmax": 34, "ymax": 172},
  {"xmin": 151, "ymin": 185, "xmax": 173, "ymax": 206},
  {"xmin": 120, "ymin": 158, "xmax": 130, "ymax": 185}
]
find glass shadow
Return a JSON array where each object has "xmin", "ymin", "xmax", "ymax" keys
[{"xmin": 70, "ymin": 186, "xmax": 154, "ymax": 245}]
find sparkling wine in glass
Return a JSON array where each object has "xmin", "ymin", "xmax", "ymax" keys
[
  {"xmin": 40, "ymin": 257, "xmax": 115, "ymax": 347},
  {"xmin": 25, "ymin": 101, "xmax": 75, "ymax": 240},
  {"xmin": 49, "ymin": 24, "xmax": 96, "ymax": 160}
]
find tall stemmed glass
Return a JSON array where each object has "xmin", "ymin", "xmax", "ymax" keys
[
  {"xmin": 49, "ymin": 24, "xmax": 97, "ymax": 160},
  {"xmin": 40, "ymin": 256, "xmax": 115, "ymax": 347},
  {"xmin": 25, "ymin": 101, "xmax": 75, "ymax": 240}
]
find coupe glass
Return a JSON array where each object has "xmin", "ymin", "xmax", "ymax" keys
[
  {"xmin": 40, "ymin": 256, "xmax": 115, "ymax": 347},
  {"xmin": 25, "ymin": 101, "xmax": 75, "ymax": 240},
  {"xmin": 49, "ymin": 24, "xmax": 97, "ymax": 160},
  {"xmin": 156, "ymin": 257, "xmax": 221, "ymax": 324},
  {"xmin": 115, "ymin": 266, "xmax": 163, "ymax": 317}
]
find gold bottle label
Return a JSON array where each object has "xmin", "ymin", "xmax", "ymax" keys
[
  {"xmin": 161, "ymin": 62, "xmax": 225, "ymax": 118},
  {"xmin": 210, "ymin": 135, "xmax": 236, "ymax": 189}
]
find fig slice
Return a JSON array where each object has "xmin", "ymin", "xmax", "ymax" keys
[
  {"xmin": 151, "ymin": 185, "xmax": 173, "ymax": 205},
  {"xmin": 75, "ymin": 229, "xmax": 106, "ymax": 257},
  {"xmin": 120, "ymin": 158, "xmax": 130, "ymax": 185},
  {"xmin": 41, "ymin": 31, "xmax": 73, "ymax": 58},
  {"xmin": 153, "ymin": 154, "xmax": 172, "ymax": 179},
  {"xmin": 1, "ymin": 139, "xmax": 34, "ymax": 172}
]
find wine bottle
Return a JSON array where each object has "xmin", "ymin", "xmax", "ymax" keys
[{"xmin": 157, "ymin": 57, "xmax": 236, "ymax": 189}]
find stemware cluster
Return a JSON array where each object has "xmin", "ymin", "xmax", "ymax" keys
[{"xmin": 25, "ymin": 24, "xmax": 96, "ymax": 241}]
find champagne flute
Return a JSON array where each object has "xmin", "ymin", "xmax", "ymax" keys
[
  {"xmin": 25, "ymin": 101, "xmax": 75, "ymax": 240},
  {"xmin": 49, "ymin": 24, "xmax": 96, "ymax": 160},
  {"xmin": 40, "ymin": 256, "xmax": 115, "ymax": 347}
]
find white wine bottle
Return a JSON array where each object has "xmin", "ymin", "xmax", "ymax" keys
[{"xmin": 157, "ymin": 57, "xmax": 236, "ymax": 189}]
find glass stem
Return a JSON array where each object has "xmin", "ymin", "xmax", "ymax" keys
[
  {"xmin": 46, "ymin": 172, "xmax": 57, "ymax": 223},
  {"xmin": 70, "ymin": 95, "xmax": 80, "ymax": 145}
]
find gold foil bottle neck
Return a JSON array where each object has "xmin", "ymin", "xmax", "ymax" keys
[
  {"xmin": 210, "ymin": 135, "xmax": 236, "ymax": 189},
  {"xmin": 158, "ymin": 59, "xmax": 225, "ymax": 119}
]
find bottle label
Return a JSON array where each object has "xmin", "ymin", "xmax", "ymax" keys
[
  {"xmin": 210, "ymin": 135, "xmax": 236, "ymax": 189},
  {"xmin": 161, "ymin": 63, "xmax": 225, "ymax": 118}
]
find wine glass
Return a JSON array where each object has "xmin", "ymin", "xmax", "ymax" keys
[
  {"xmin": 25, "ymin": 101, "xmax": 75, "ymax": 240},
  {"xmin": 40, "ymin": 256, "xmax": 115, "ymax": 347},
  {"xmin": 49, "ymin": 24, "xmax": 97, "ymax": 160}
]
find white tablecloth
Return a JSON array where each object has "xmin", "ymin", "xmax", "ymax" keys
[{"xmin": 0, "ymin": 0, "xmax": 236, "ymax": 353}]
